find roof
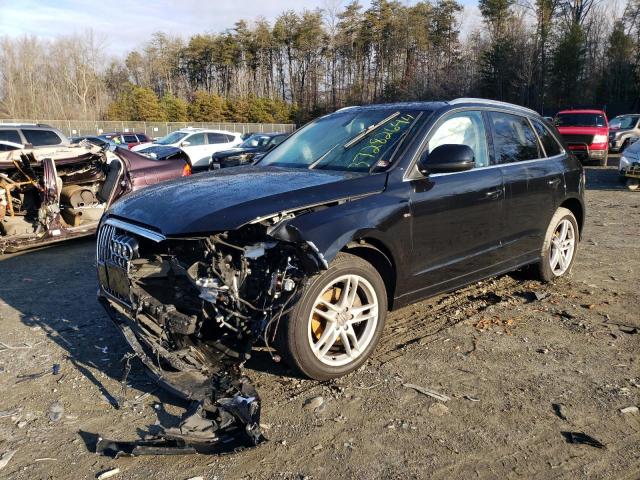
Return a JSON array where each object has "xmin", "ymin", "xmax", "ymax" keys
[{"xmin": 336, "ymin": 98, "xmax": 539, "ymax": 116}]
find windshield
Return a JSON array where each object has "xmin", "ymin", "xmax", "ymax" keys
[
  {"xmin": 156, "ymin": 131, "xmax": 188, "ymax": 145},
  {"xmin": 240, "ymin": 134, "xmax": 271, "ymax": 148},
  {"xmin": 556, "ymin": 113, "xmax": 606, "ymax": 128},
  {"xmin": 610, "ymin": 116, "xmax": 639, "ymax": 130},
  {"xmin": 260, "ymin": 109, "xmax": 422, "ymax": 172}
]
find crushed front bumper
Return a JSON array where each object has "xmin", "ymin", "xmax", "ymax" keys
[{"xmin": 97, "ymin": 290, "xmax": 266, "ymax": 456}]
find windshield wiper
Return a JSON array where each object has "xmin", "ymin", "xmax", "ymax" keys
[{"xmin": 342, "ymin": 112, "xmax": 401, "ymax": 149}]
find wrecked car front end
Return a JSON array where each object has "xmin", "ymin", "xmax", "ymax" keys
[
  {"xmin": 0, "ymin": 144, "xmax": 128, "ymax": 254},
  {"xmin": 95, "ymin": 215, "xmax": 326, "ymax": 453}
]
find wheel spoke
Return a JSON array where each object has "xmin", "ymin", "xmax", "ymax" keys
[
  {"xmin": 550, "ymin": 249, "xmax": 561, "ymax": 269},
  {"xmin": 313, "ymin": 307, "xmax": 336, "ymax": 322},
  {"xmin": 340, "ymin": 330, "xmax": 354, "ymax": 358},
  {"xmin": 348, "ymin": 312, "xmax": 376, "ymax": 325},
  {"xmin": 558, "ymin": 251, "xmax": 567, "ymax": 271},
  {"xmin": 317, "ymin": 298, "xmax": 341, "ymax": 313},
  {"xmin": 314, "ymin": 327, "xmax": 340, "ymax": 357},
  {"xmin": 559, "ymin": 221, "xmax": 568, "ymax": 241},
  {"xmin": 346, "ymin": 277, "xmax": 359, "ymax": 309},
  {"xmin": 346, "ymin": 325, "xmax": 361, "ymax": 352}
]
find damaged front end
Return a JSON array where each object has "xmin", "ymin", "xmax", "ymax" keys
[{"xmin": 96, "ymin": 216, "xmax": 325, "ymax": 455}]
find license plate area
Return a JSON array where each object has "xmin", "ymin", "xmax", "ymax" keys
[{"xmin": 100, "ymin": 262, "xmax": 131, "ymax": 303}]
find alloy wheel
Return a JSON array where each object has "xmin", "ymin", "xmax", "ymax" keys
[
  {"xmin": 549, "ymin": 219, "xmax": 576, "ymax": 276},
  {"xmin": 307, "ymin": 274, "xmax": 379, "ymax": 367}
]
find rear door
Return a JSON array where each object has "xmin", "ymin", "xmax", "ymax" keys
[
  {"xmin": 488, "ymin": 111, "xmax": 565, "ymax": 260},
  {"xmin": 407, "ymin": 110, "xmax": 505, "ymax": 294},
  {"xmin": 182, "ymin": 132, "xmax": 209, "ymax": 168}
]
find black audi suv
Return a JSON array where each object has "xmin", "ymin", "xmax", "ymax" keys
[{"xmin": 97, "ymin": 98, "xmax": 584, "ymax": 398}]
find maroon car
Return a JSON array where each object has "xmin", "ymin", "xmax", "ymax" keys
[{"xmin": 0, "ymin": 143, "xmax": 191, "ymax": 253}]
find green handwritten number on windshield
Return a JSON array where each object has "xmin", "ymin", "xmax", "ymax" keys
[{"xmin": 348, "ymin": 114, "xmax": 415, "ymax": 170}]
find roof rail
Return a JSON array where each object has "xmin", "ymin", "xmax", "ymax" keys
[{"xmin": 449, "ymin": 98, "xmax": 539, "ymax": 116}]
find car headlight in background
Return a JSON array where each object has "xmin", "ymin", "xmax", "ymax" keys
[
  {"xmin": 592, "ymin": 134, "xmax": 608, "ymax": 144},
  {"xmin": 619, "ymin": 154, "xmax": 636, "ymax": 172}
]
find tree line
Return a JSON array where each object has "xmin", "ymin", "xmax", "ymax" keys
[{"xmin": 1, "ymin": 0, "xmax": 639, "ymax": 124}]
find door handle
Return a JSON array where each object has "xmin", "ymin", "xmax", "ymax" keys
[
  {"xmin": 486, "ymin": 189, "xmax": 503, "ymax": 200},
  {"xmin": 548, "ymin": 178, "xmax": 561, "ymax": 188}
]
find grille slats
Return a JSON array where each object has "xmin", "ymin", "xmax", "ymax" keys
[
  {"xmin": 562, "ymin": 134, "xmax": 594, "ymax": 145},
  {"xmin": 97, "ymin": 222, "xmax": 132, "ymax": 305}
]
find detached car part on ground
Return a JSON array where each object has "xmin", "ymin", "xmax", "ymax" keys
[
  {"xmin": 96, "ymin": 99, "xmax": 585, "ymax": 455},
  {"xmin": 0, "ymin": 143, "xmax": 191, "ymax": 254}
]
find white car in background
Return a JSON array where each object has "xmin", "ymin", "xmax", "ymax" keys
[
  {"xmin": 132, "ymin": 128, "xmax": 242, "ymax": 169},
  {"xmin": 619, "ymin": 136, "xmax": 640, "ymax": 175}
]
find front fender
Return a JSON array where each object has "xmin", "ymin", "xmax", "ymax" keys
[{"xmin": 271, "ymin": 190, "xmax": 409, "ymax": 266}]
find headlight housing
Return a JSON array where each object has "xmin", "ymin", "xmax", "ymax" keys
[
  {"xmin": 592, "ymin": 134, "xmax": 608, "ymax": 144},
  {"xmin": 620, "ymin": 154, "xmax": 636, "ymax": 172}
]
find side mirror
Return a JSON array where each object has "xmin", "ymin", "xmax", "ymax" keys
[
  {"xmin": 418, "ymin": 144, "xmax": 475, "ymax": 174},
  {"xmin": 180, "ymin": 141, "xmax": 191, "ymax": 147}
]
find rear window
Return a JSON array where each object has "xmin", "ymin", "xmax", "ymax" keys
[
  {"xmin": 489, "ymin": 112, "xmax": 540, "ymax": 163},
  {"xmin": 21, "ymin": 129, "xmax": 63, "ymax": 146},
  {"xmin": 531, "ymin": 120, "xmax": 563, "ymax": 157},
  {"xmin": 0, "ymin": 129, "xmax": 21, "ymax": 144}
]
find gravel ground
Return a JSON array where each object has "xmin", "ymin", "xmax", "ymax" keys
[{"xmin": 0, "ymin": 158, "xmax": 638, "ymax": 480}]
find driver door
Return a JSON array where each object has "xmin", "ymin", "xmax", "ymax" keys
[{"xmin": 406, "ymin": 110, "xmax": 506, "ymax": 295}]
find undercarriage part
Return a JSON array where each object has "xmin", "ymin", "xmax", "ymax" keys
[
  {"xmin": 97, "ymin": 219, "xmax": 327, "ymax": 456},
  {"xmin": 97, "ymin": 374, "xmax": 264, "ymax": 457}
]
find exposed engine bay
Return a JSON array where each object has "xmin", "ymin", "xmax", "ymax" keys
[
  {"xmin": 97, "ymin": 216, "xmax": 327, "ymax": 455},
  {"xmin": 0, "ymin": 144, "xmax": 122, "ymax": 253}
]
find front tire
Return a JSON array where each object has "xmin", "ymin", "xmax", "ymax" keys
[
  {"xmin": 535, "ymin": 207, "xmax": 579, "ymax": 282},
  {"xmin": 278, "ymin": 253, "xmax": 387, "ymax": 380}
]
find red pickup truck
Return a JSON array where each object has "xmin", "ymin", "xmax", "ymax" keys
[{"xmin": 554, "ymin": 109, "xmax": 609, "ymax": 166}]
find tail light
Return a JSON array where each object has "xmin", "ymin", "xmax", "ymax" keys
[{"xmin": 182, "ymin": 163, "xmax": 192, "ymax": 176}]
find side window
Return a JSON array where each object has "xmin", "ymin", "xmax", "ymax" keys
[
  {"xmin": 489, "ymin": 112, "xmax": 540, "ymax": 163},
  {"xmin": 22, "ymin": 129, "xmax": 63, "ymax": 146},
  {"xmin": 225, "ymin": 134, "xmax": 236, "ymax": 142},
  {"xmin": 0, "ymin": 142, "xmax": 20, "ymax": 151},
  {"xmin": 0, "ymin": 130, "xmax": 22, "ymax": 144},
  {"xmin": 123, "ymin": 135, "xmax": 138, "ymax": 143},
  {"xmin": 187, "ymin": 133, "xmax": 206, "ymax": 146},
  {"xmin": 531, "ymin": 119, "xmax": 563, "ymax": 157},
  {"xmin": 207, "ymin": 133, "xmax": 227, "ymax": 144},
  {"xmin": 428, "ymin": 111, "xmax": 489, "ymax": 167}
]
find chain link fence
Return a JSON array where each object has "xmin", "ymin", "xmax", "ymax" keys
[{"xmin": 0, "ymin": 119, "xmax": 296, "ymax": 138}]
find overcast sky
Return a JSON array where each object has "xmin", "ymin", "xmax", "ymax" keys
[{"xmin": 0, "ymin": 0, "xmax": 481, "ymax": 55}]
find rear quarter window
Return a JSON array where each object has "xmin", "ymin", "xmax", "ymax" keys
[
  {"xmin": 0, "ymin": 129, "xmax": 22, "ymax": 144},
  {"xmin": 531, "ymin": 120, "xmax": 563, "ymax": 157},
  {"xmin": 489, "ymin": 112, "xmax": 540, "ymax": 163},
  {"xmin": 21, "ymin": 129, "xmax": 63, "ymax": 146},
  {"xmin": 207, "ymin": 133, "xmax": 228, "ymax": 144}
]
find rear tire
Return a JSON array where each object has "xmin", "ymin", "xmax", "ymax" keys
[
  {"xmin": 535, "ymin": 207, "xmax": 579, "ymax": 282},
  {"xmin": 277, "ymin": 252, "xmax": 387, "ymax": 381}
]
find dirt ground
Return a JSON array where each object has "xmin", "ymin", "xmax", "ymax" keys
[{"xmin": 0, "ymin": 157, "xmax": 638, "ymax": 480}]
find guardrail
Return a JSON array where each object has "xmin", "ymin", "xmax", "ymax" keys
[{"xmin": 0, "ymin": 119, "xmax": 296, "ymax": 138}]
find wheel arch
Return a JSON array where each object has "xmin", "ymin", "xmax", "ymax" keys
[
  {"xmin": 341, "ymin": 237, "xmax": 397, "ymax": 310},
  {"xmin": 559, "ymin": 197, "xmax": 584, "ymax": 237}
]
